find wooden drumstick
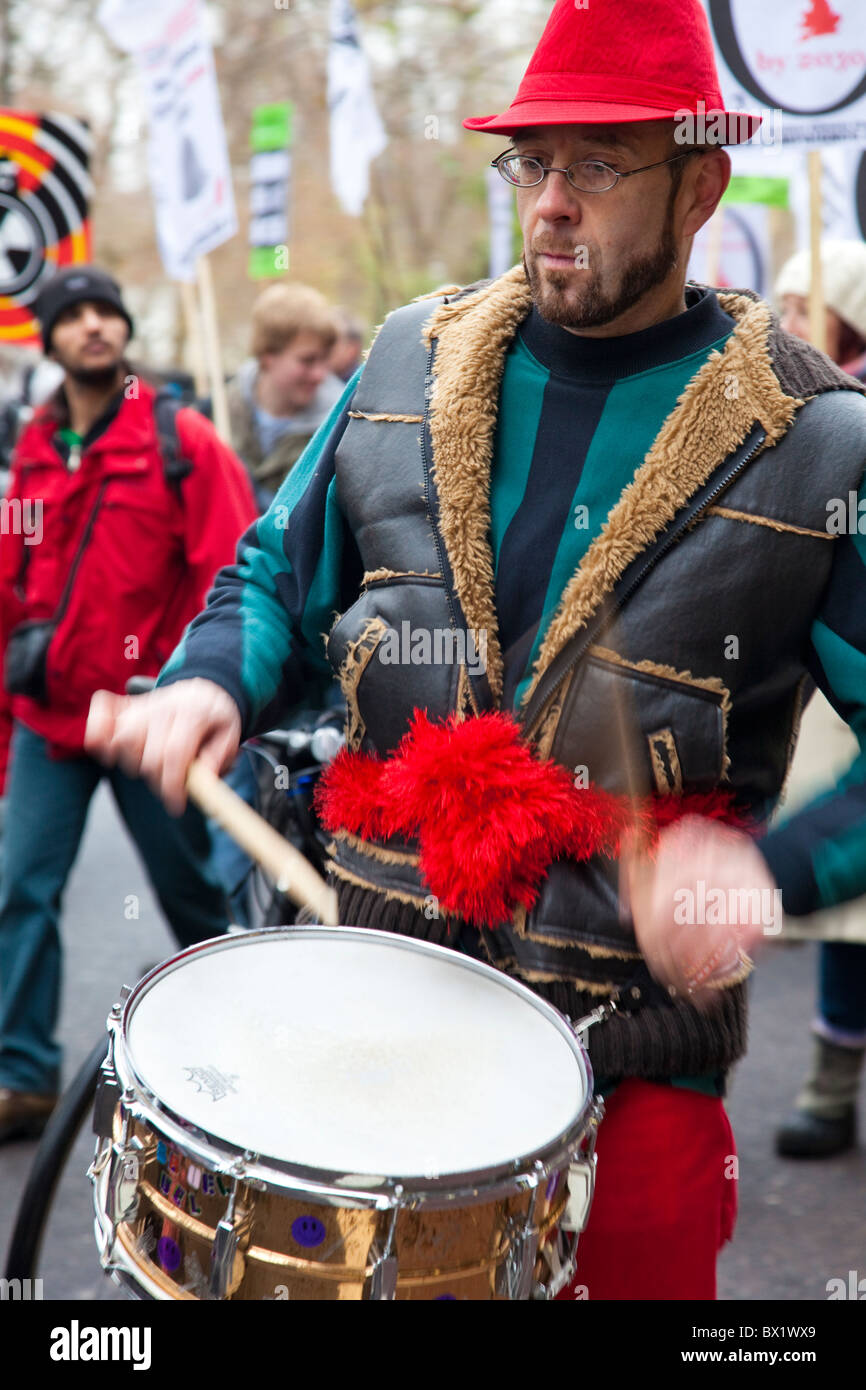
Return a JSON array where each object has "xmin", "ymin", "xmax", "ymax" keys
[{"xmin": 185, "ymin": 758, "xmax": 340, "ymax": 927}]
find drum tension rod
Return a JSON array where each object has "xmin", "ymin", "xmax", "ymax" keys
[
  {"xmin": 210, "ymin": 1159, "xmax": 254, "ymax": 1300},
  {"xmin": 497, "ymin": 1169, "xmax": 542, "ymax": 1300},
  {"xmin": 364, "ymin": 1186, "xmax": 403, "ymax": 1301},
  {"xmin": 571, "ymin": 996, "xmax": 619, "ymax": 1035}
]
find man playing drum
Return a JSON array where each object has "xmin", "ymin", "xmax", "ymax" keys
[{"xmin": 86, "ymin": 0, "xmax": 866, "ymax": 1299}]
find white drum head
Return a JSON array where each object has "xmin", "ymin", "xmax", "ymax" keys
[{"xmin": 123, "ymin": 929, "xmax": 588, "ymax": 1180}]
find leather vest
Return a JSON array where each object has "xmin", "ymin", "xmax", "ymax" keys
[{"xmin": 324, "ymin": 267, "xmax": 866, "ymax": 1026}]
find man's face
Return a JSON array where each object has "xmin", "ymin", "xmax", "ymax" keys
[
  {"xmin": 50, "ymin": 299, "xmax": 128, "ymax": 385},
  {"xmin": 260, "ymin": 331, "xmax": 331, "ymax": 413},
  {"xmin": 513, "ymin": 121, "xmax": 710, "ymax": 333}
]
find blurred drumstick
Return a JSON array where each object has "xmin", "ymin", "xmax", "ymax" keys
[
  {"xmin": 603, "ymin": 619, "xmax": 651, "ymax": 810},
  {"xmin": 603, "ymin": 628, "xmax": 692, "ymax": 1000},
  {"xmin": 186, "ymin": 758, "xmax": 340, "ymax": 926},
  {"xmin": 601, "ymin": 624, "xmax": 654, "ymax": 924}
]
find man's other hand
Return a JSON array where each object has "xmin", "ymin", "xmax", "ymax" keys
[{"xmin": 622, "ymin": 815, "xmax": 777, "ymax": 1009}]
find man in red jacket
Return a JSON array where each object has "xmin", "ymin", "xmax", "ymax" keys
[{"xmin": 0, "ymin": 266, "xmax": 258, "ymax": 1142}]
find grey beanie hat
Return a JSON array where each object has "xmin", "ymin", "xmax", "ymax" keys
[{"xmin": 776, "ymin": 240, "xmax": 866, "ymax": 342}]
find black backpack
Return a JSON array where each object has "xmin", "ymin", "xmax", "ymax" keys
[{"xmin": 153, "ymin": 389, "xmax": 194, "ymax": 496}]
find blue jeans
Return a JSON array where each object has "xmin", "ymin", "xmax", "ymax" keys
[
  {"xmin": 819, "ymin": 942, "xmax": 866, "ymax": 1044},
  {"xmin": 0, "ymin": 723, "xmax": 229, "ymax": 1094}
]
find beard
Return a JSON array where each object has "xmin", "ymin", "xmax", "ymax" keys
[
  {"xmin": 52, "ymin": 339, "xmax": 125, "ymax": 391},
  {"xmin": 524, "ymin": 191, "xmax": 681, "ymax": 331},
  {"xmin": 64, "ymin": 362, "xmax": 123, "ymax": 390}
]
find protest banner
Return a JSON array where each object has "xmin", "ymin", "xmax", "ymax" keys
[
  {"xmin": 99, "ymin": 0, "xmax": 237, "ymax": 439},
  {"xmin": 249, "ymin": 103, "xmax": 293, "ymax": 281},
  {"xmin": 705, "ymin": 1, "xmax": 866, "ymax": 352},
  {"xmin": 0, "ymin": 110, "xmax": 91, "ymax": 347}
]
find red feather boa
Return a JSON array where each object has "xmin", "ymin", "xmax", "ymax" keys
[{"xmin": 315, "ymin": 711, "xmax": 744, "ymax": 927}]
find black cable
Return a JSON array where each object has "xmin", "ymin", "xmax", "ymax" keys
[{"xmin": 4, "ymin": 1034, "xmax": 108, "ymax": 1282}]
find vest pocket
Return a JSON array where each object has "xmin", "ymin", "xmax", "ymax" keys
[
  {"xmin": 326, "ymin": 577, "xmax": 467, "ymax": 753},
  {"xmin": 530, "ymin": 650, "xmax": 731, "ymax": 959},
  {"xmin": 550, "ymin": 645, "xmax": 731, "ymax": 796}
]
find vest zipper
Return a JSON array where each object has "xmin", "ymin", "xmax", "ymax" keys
[
  {"xmin": 611, "ymin": 432, "xmax": 768, "ymax": 613},
  {"xmin": 521, "ymin": 427, "xmax": 768, "ymax": 730},
  {"xmin": 419, "ymin": 338, "xmax": 452, "ymax": 619}
]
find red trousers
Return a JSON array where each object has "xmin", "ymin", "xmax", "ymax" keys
[{"xmin": 556, "ymin": 1079, "xmax": 738, "ymax": 1301}]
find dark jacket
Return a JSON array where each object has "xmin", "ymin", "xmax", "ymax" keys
[{"xmin": 325, "ymin": 267, "xmax": 866, "ymax": 1079}]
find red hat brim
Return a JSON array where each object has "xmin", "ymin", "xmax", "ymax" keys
[{"xmin": 464, "ymin": 100, "xmax": 762, "ymax": 144}]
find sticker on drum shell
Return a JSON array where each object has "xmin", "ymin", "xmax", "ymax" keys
[
  {"xmin": 157, "ymin": 1233, "xmax": 183, "ymax": 1275},
  {"xmin": 291, "ymin": 1215, "xmax": 327, "ymax": 1249},
  {"xmin": 182, "ymin": 1064, "xmax": 240, "ymax": 1102}
]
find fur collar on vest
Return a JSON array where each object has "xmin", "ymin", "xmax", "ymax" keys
[{"xmin": 418, "ymin": 264, "xmax": 863, "ymax": 709}]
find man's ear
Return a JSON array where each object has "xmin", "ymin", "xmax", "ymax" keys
[{"xmin": 681, "ymin": 148, "xmax": 731, "ymax": 240}]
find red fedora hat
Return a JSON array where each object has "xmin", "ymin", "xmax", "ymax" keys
[{"xmin": 463, "ymin": 0, "xmax": 761, "ymax": 144}]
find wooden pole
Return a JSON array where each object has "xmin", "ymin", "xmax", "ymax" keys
[
  {"xmin": 767, "ymin": 205, "xmax": 796, "ymax": 292},
  {"xmin": 195, "ymin": 254, "xmax": 232, "ymax": 445},
  {"xmin": 808, "ymin": 150, "xmax": 827, "ymax": 357},
  {"xmin": 179, "ymin": 279, "xmax": 208, "ymax": 400}
]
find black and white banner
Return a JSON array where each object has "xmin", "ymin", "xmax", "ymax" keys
[
  {"xmin": 99, "ymin": 0, "xmax": 237, "ymax": 280},
  {"xmin": 706, "ymin": 0, "xmax": 866, "ymax": 144}
]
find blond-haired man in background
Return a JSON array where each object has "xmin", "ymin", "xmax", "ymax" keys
[{"xmin": 226, "ymin": 282, "xmax": 344, "ymax": 508}]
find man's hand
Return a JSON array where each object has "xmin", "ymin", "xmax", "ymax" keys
[
  {"xmin": 85, "ymin": 678, "xmax": 242, "ymax": 815},
  {"xmin": 622, "ymin": 815, "xmax": 778, "ymax": 1009}
]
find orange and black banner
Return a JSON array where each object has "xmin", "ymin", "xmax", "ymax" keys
[{"xmin": 0, "ymin": 109, "xmax": 92, "ymax": 347}]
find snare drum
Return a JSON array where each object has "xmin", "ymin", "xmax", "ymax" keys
[{"xmin": 90, "ymin": 927, "xmax": 601, "ymax": 1300}]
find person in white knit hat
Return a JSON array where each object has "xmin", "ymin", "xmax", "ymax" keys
[
  {"xmin": 777, "ymin": 239, "xmax": 866, "ymax": 384},
  {"xmin": 774, "ymin": 238, "xmax": 866, "ymax": 1158}
]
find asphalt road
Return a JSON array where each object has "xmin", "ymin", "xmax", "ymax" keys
[{"xmin": 0, "ymin": 783, "xmax": 864, "ymax": 1303}]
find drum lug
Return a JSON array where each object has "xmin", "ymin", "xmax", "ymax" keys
[
  {"xmin": 92, "ymin": 1058, "xmax": 121, "ymax": 1140},
  {"xmin": 107, "ymin": 1134, "xmax": 146, "ymax": 1227},
  {"xmin": 210, "ymin": 1219, "xmax": 242, "ymax": 1300},
  {"xmin": 209, "ymin": 1177, "xmax": 252, "ymax": 1300},
  {"xmin": 364, "ymin": 1245, "xmax": 399, "ymax": 1302}
]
